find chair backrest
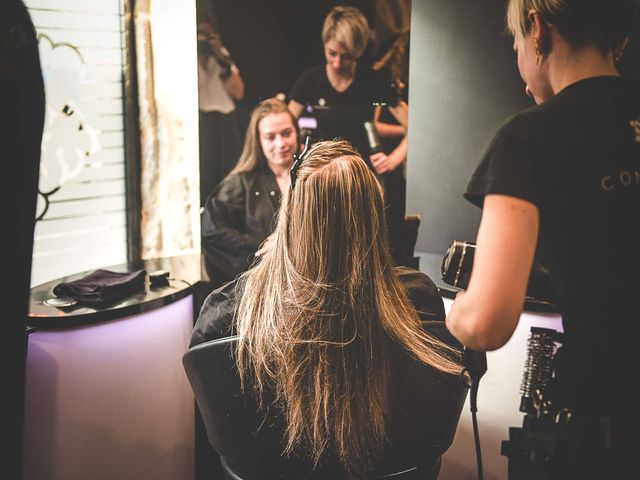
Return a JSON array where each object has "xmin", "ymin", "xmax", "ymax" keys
[
  {"xmin": 183, "ymin": 331, "xmax": 468, "ymax": 480},
  {"xmin": 404, "ymin": 215, "xmax": 421, "ymax": 255},
  {"xmin": 392, "ymin": 215, "xmax": 421, "ymax": 270}
]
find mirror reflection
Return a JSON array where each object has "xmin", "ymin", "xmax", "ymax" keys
[{"xmin": 196, "ymin": 0, "xmax": 412, "ymax": 288}]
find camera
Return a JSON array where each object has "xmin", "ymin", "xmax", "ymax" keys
[{"xmin": 198, "ymin": 38, "xmax": 233, "ymax": 79}]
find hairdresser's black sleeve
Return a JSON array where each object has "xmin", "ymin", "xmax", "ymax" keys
[{"xmin": 464, "ymin": 111, "xmax": 542, "ymax": 209}]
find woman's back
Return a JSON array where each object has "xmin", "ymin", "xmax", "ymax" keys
[
  {"xmin": 192, "ymin": 141, "xmax": 466, "ymax": 478},
  {"xmin": 189, "ymin": 267, "xmax": 468, "ymax": 479}
]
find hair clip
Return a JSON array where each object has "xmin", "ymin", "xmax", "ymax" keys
[{"xmin": 289, "ymin": 136, "xmax": 311, "ymax": 190}]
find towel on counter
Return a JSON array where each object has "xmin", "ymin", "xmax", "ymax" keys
[{"xmin": 53, "ymin": 269, "xmax": 147, "ymax": 306}]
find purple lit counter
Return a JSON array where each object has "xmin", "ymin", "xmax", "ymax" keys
[{"xmin": 24, "ymin": 255, "xmax": 206, "ymax": 480}]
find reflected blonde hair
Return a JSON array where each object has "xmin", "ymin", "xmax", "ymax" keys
[
  {"xmin": 373, "ymin": 30, "xmax": 410, "ymax": 91},
  {"xmin": 322, "ymin": 5, "xmax": 370, "ymax": 59},
  {"xmin": 228, "ymin": 97, "xmax": 299, "ymax": 177},
  {"xmin": 234, "ymin": 140, "xmax": 461, "ymax": 477}
]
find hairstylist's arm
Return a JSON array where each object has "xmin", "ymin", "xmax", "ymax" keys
[
  {"xmin": 374, "ymin": 105, "xmax": 405, "ymax": 137},
  {"xmin": 389, "ymin": 100, "xmax": 408, "ymax": 128},
  {"xmin": 446, "ymin": 194, "xmax": 539, "ymax": 351}
]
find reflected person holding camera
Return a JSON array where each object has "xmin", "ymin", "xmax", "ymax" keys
[{"xmin": 197, "ymin": 19, "xmax": 245, "ymax": 207}]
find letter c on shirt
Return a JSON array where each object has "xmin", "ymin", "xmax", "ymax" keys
[{"xmin": 601, "ymin": 176, "xmax": 614, "ymax": 191}]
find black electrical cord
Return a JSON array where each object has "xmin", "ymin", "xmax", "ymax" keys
[
  {"xmin": 470, "ymin": 381, "xmax": 484, "ymax": 480},
  {"xmin": 462, "ymin": 348, "xmax": 487, "ymax": 480}
]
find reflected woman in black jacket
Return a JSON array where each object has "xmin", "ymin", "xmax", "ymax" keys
[{"xmin": 201, "ymin": 98, "xmax": 299, "ymax": 286}]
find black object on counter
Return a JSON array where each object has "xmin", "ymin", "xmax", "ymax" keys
[
  {"xmin": 149, "ymin": 269, "xmax": 170, "ymax": 288},
  {"xmin": 53, "ymin": 269, "xmax": 146, "ymax": 307},
  {"xmin": 29, "ymin": 255, "xmax": 204, "ymax": 328},
  {"xmin": 441, "ymin": 240, "xmax": 557, "ymax": 307}
]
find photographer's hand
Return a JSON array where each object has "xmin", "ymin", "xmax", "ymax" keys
[{"xmin": 197, "ymin": 28, "xmax": 232, "ymax": 66}]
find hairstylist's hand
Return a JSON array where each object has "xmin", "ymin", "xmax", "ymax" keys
[
  {"xmin": 255, "ymin": 233, "xmax": 276, "ymax": 258},
  {"xmin": 370, "ymin": 149, "xmax": 403, "ymax": 175},
  {"xmin": 370, "ymin": 152, "xmax": 389, "ymax": 174}
]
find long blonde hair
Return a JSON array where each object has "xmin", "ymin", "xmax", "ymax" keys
[
  {"xmin": 228, "ymin": 97, "xmax": 299, "ymax": 177},
  {"xmin": 234, "ymin": 140, "xmax": 461, "ymax": 477}
]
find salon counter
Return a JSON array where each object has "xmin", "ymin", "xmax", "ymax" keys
[
  {"xmin": 27, "ymin": 254, "xmax": 206, "ymax": 328},
  {"xmin": 24, "ymin": 254, "xmax": 209, "ymax": 480}
]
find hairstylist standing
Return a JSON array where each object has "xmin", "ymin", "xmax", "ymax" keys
[
  {"xmin": 446, "ymin": 1, "xmax": 639, "ymax": 478},
  {"xmin": 287, "ymin": 5, "xmax": 394, "ymax": 158}
]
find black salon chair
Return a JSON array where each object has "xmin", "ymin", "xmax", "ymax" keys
[
  {"xmin": 183, "ymin": 334, "xmax": 468, "ymax": 480},
  {"xmin": 401, "ymin": 214, "xmax": 421, "ymax": 270}
]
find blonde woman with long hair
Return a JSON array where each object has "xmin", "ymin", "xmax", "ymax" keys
[{"xmin": 192, "ymin": 140, "xmax": 467, "ymax": 478}]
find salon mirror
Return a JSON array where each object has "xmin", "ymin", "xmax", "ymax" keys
[{"xmin": 194, "ymin": 0, "xmax": 412, "ymax": 206}]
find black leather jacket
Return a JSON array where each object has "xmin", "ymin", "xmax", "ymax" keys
[
  {"xmin": 201, "ymin": 165, "xmax": 281, "ymax": 282},
  {"xmin": 191, "ymin": 266, "xmax": 450, "ymax": 346},
  {"xmin": 188, "ymin": 267, "xmax": 466, "ymax": 479}
]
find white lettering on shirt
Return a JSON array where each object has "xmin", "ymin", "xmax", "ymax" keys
[
  {"xmin": 630, "ymin": 118, "xmax": 640, "ymax": 143},
  {"xmin": 601, "ymin": 170, "xmax": 640, "ymax": 191}
]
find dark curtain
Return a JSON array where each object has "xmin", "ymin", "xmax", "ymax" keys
[{"xmin": 1, "ymin": 1, "xmax": 45, "ymax": 478}]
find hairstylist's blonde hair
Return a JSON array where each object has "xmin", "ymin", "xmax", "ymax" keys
[
  {"xmin": 234, "ymin": 140, "xmax": 461, "ymax": 477},
  {"xmin": 228, "ymin": 97, "xmax": 299, "ymax": 177},
  {"xmin": 506, "ymin": 0, "xmax": 636, "ymax": 54},
  {"xmin": 322, "ymin": 5, "xmax": 370, "ymax": 59}
]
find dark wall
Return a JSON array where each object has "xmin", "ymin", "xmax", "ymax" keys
[
  {"xmin": 201, "ymin": 0, "xmax": 377, "ymax": 132},
  {"xmin": 208, "ymin": 0, "xmax": 376, "ymax": 103},
  {"xmin": 407, "ymin": 0, "xmax": 529, "ymax": 256},
  {"xmin": 406, "ymin": 0, "xmax": 640, "ymax": 256}
]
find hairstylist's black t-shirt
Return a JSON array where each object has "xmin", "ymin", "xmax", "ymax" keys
[
  {"xmin": 289, "ymin": 64, "xmax": 391, "ymax": 157},
  {"xmin": 289, "ymin": 64, "xmax": 389, "ymax": 111},
  {"xmin": 465, "ymin": 76, "xmax": 640, "ymax": 417}
]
